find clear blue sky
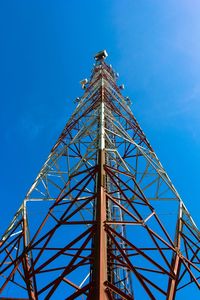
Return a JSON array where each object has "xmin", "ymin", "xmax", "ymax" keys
[{"xmin": 0, "ymin": 0, "xmax": 200, "ymax": 293}]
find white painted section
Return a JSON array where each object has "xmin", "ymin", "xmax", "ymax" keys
[
  {"xmin": 100, "ymin": 87, "xmax": 105, "ymax": 150},
  {"xmin": 79, "ymin": 272, "xmax": 90, "ymax": 288},
  {"xmin": 100, "ymin": 102, "xmax": 105, "ymax": 149},
  {"xmin": 10, "ymin": 230, "xmax": 22, "ymax": 237},
  {"xmin": 23, "ymin": 200, "xmax": 27, "ymax": 221}
]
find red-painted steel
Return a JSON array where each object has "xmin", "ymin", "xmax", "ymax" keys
[{"xmin": 0, "ymin": 52, "xmax": 199, "ymax": 299}]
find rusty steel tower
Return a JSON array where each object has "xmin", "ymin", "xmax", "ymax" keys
[{"xmin": 0, "ymin": 51, "xmax": 200, "ymax": 299}]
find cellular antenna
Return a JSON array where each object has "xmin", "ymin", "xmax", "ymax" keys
[
  {"xmin": 0, "ymin": 53, "xmax": 199, "ymax": 299},
  {"xmin": 94, "ymin": 49, "xmax": 108, "ymax": 61}
]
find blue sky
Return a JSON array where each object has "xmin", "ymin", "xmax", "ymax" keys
[{"xmin": 0, "ymin": 0, "xmax": 200, "ymax": 293}]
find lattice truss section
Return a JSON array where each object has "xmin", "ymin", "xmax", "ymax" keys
[{"xmin": 0, "ymin": 55, "xmax": 200, "ymax": 300}]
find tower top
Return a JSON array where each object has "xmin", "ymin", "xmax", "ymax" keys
[{"xmin": 94, "ymin": 50, "xmax": 108, "ymax": 61}]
